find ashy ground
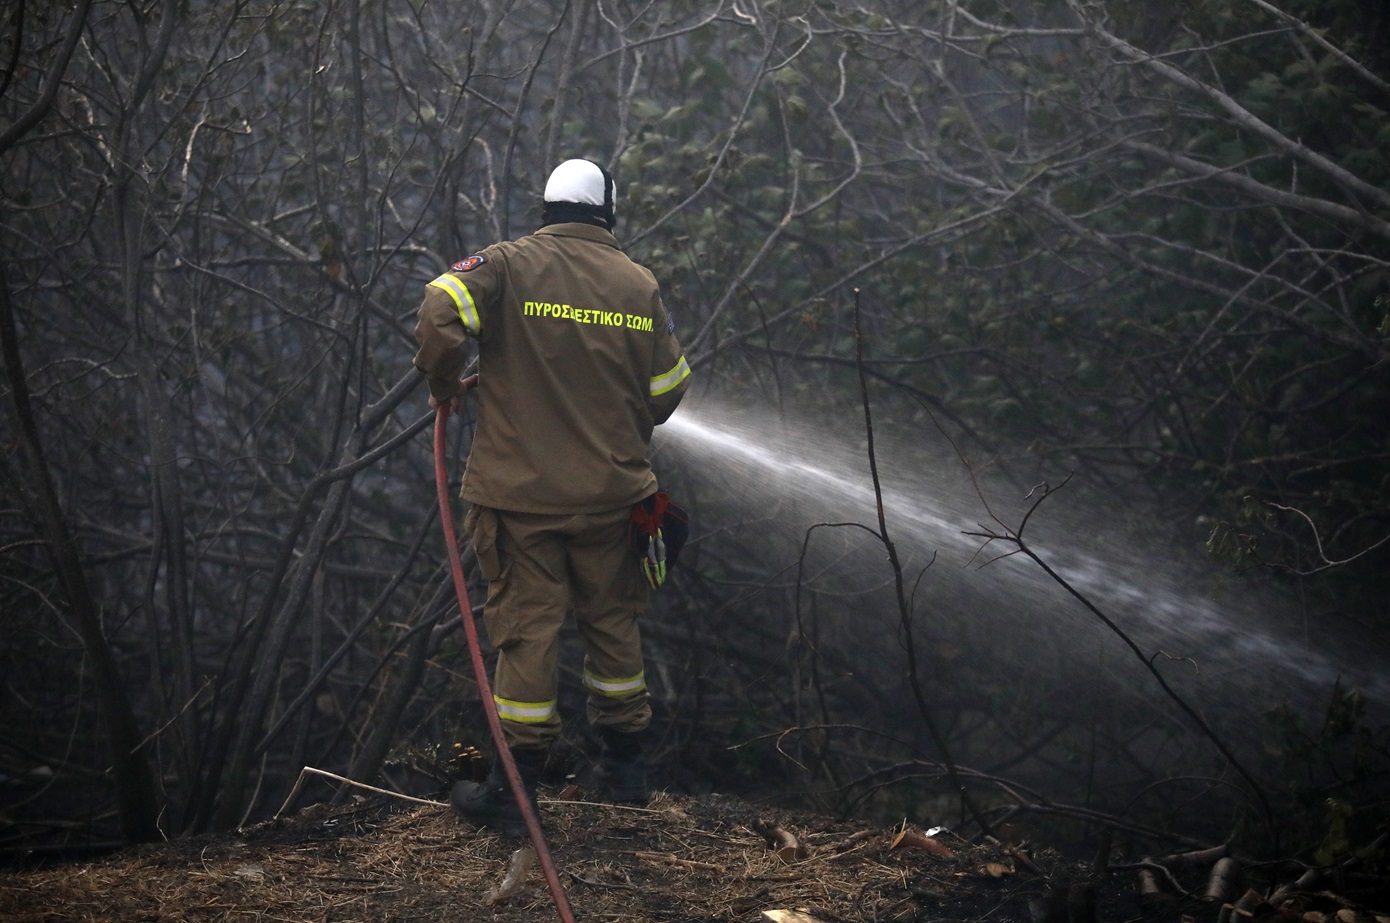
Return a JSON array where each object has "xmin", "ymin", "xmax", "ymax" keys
[{"xmin": 0, "ymin": 789, "xmax": 1377, "ymax": 923}]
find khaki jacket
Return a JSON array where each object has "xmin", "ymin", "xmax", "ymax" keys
[{"xmin": 413, "ymin": 223, "xmax": 691, "ymax": 514}]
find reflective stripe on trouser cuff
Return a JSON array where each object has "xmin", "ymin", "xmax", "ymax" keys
[
  {"xmin": 428, "ymin": 274, "xmax": 481, "ymax": 335},
  {"xmin": 583, "ymin": 670, "xmax": 647, "ymax": 698},
  {"xmin": 493, "ymin": 695, "xmax": 558, "ymax": 724}
]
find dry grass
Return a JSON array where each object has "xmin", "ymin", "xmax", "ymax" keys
[{"xmin": 0, "ymin": 790, "xmax": 1042, "ymax": 922}]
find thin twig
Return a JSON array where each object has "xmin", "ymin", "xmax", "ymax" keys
[
  {"xmin": 272, "ymin": 766, "xmax": 444, "ymax": 821},
  {"xmin": 850, "ymin": 288, "xmax": 996, "ymax": 843}
]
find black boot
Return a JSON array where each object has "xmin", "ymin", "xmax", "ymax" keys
[
  {"xmin": 450, "ymin": 747, "xmax": 545, "ymax": 837},
  {"xmin": 597, "ymin": 726, "xmax": 649, "ymax": 804}
]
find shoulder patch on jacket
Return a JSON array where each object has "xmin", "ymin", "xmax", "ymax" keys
[{"xmin": 451, "ymin": 254, "xmax": 487, "ymax": 273}]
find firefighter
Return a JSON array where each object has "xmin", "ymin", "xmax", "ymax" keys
[{"xmin": 412, "ymin": 158, "xmax": 692, "ymax": 835}]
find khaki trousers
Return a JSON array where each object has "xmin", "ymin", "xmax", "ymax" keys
[{"xmin": 465, "ymin": 504, "xmax": 651, "ymax": 750}]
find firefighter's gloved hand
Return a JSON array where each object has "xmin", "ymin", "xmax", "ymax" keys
[
  {"xmin": 428, "ymin": 376, "xmax": 472, "ymax": 413},
  {"xmin": 640, "ymin": 528, "xmax": 667, "ymax": 589},
  {"xmin": 428, "ymin": 392, "xmax": 461, "ymax": 412},
  {"xmin": 629, "ymin": 491, "xmax": 685, "ymax": 590}
]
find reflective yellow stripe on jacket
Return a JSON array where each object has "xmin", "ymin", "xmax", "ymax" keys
[
  {"xmin": 651, "ymin": 356, "xmax": 691, "ymax": 397},
  {"xmin": 428, "ymin": 274, "xmax": 481, "ymax": 335}
]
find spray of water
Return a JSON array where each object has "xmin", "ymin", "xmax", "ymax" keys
[{"xmin": 655, "ymin": 394, "xmax": 1389, "ymax": 720}]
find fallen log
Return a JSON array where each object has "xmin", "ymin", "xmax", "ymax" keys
[
  {"xmin": 1138, "ymin": 864, "xmax": 1181, "ymax": 911},
  {"xmin": 1204, "ymin": 857, "xmax": 1244, "ymax": 904}
]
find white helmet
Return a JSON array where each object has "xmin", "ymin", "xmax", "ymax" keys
[{"xmin": 542, "ymin": 159, "xmax": 616, "ymax": 229}]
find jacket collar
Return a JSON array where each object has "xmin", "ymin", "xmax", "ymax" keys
[{"xmin": 535, "ymin": 223, "xmax": 620, "ymax": 249}]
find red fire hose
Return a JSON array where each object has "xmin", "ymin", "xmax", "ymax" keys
[{"xmin": 432, "ymin": 375, "xmax": 577, "ymax": 923}]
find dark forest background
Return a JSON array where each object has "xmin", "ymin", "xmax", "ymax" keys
[{"xmin": 2, "ymin": 0, "xmax": 1387, "ymax": 864}]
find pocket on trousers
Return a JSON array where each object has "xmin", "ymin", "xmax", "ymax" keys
[{"xmin": 464, "ymin": 505, "xmax": 503, "ymax": 582}]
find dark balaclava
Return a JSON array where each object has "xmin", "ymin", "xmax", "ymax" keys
[{"xmin": 541, "ymin": 158, "xmax": 617, "ymax": 231}]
